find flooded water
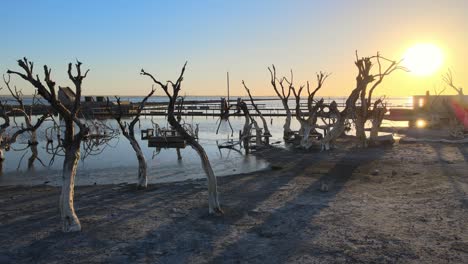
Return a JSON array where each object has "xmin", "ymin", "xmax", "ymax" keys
[{"xmin": 0, "ymin": 96, "xmax": 412, "ymax": 186}]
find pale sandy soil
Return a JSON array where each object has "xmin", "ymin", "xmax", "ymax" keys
[{"xmin": 0, "ymin": 140, "xmax": 467, "ymax": 263}]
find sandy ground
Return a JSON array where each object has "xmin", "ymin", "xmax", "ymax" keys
[{"xmin": 0, "ymin": 140, "xmax": 467, "ymax": 263}]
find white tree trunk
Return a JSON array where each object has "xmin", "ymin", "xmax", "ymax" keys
[
  {"xmin": 252, "ymin": 120, "xmax": 262, "ymax": 146},
  {"xmin": 27, "ymin": 131, "xmax": 38, "ymax": 171},
  {"xmin": 129, "ymin": 137, "xmax": 147, "ymax": 189},
  {"xmin": 300, "ymin": 123, "xmax": 314, "ymax": 149},
  {"xmin": 283, "ymin": 107, "xmax": 292, "ymax": 139},
  {"xmin": 60, "ymin": 145, "xmax": 81, "ymax": 232},
  {"xmin": 320, "ymin": 115, "xmax": 344, "ymax": 151},
  {"xmin": 190, "ymin": 141, "xmax": 222, "ymax": 214},
  {"xmin": 370, "ymin": 108, "xmax": 385, "ymax": 139},
  {"xmin": 355, "ymin": 114, "xmax": 367, "ymax": 148}
]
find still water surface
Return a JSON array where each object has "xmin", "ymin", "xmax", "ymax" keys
[{"xmin": 0, "ymin": 96, "xmax": 411, "ymax": 186}]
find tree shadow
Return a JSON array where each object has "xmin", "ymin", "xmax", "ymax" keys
[
  {"xmin": 431, "ymin": 143, "xmax": 468, "ymax": 209},
  {"xmin": 91, "ymin": 147, "xmax": 393, "ymax": 263}
]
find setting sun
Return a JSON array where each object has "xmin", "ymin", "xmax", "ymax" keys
[{"xmin": 403, "ymin": 43, "xmax": 444, "ymax": 76}]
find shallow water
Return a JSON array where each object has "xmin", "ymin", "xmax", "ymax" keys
[{"xmin": 0, "ymin": 96, "xmax": 412, "ymax": 186}]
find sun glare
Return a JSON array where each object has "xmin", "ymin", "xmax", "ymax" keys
[{"xmin": 403, "ymin": 43, "xmax": 443, "ymax": 76}]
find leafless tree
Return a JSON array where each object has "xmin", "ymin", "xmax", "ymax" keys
[
  {"xmin": 242, "ymin": 80, "xmax": 270, "ymax": 145},
  {"xmin": 442, "ymin": 69, "xmax": 466, "ymax": 137},
  {"xmin": 0, "ymin": 77, "xmax": 49, "ymax": 174},
  {"xmin": 290, "ymin": 72, "xmax": 330, "ymax": 149},
  {"xmin": 442, "ymin": 69, "xmax": 464, "ymax": 96},
  {"xmin": 141, "ymin": 63, "xmax": 223, "ymax": 215},
  {"xmin": 0, "ymin": 97, "xmax": 10, "ymax": 174},
  {"xmin": 318, "ymin": 52, "xmax": 405, "ymax": 150},
  {"xmin": 108, "ymin": 87, "xmax": 155, "ymax": 189},
  {"xmin": 8, "ymin": 58, "xmax": 90, "ymax": 232},
  {"xmin": 235, "ymin": 99, "xmax": 262, "ymax": 154},
  {"xmin": 268, "ymin": 65, "xmax": 293, "ymax": 139},
  {"xmin": 353, "ymin": 52, "xmax": 406, "ymax": 147},
  {"xmin": 2, "ymin": 75, "xmax": 50, "ymax": 170},
  {"xmin": 369, "ymin": 98, "xmax": 387, "ymax": 139}
]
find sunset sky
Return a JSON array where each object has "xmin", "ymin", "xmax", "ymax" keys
[{"xmin": 1, "ymin": 0, "xmax": 467, "ymax": 97}]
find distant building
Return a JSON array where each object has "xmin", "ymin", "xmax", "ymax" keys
[{"xmin": 412, "ymin": 93, "xmax": 468, "ymax": 129}]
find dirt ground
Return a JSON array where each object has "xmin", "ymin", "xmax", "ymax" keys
[{"xmin": 0, "ymin": 141, "xmax": 467, "ymax": 263}]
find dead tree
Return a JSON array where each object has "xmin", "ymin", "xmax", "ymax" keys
[
  {"xmin": 3, "ymin": 75, "xmax": 50, "ymax": 170},
  {"xmin": 443, "ymin": 69, "xmax": 464, "ymax": 96},
  {"xmin": 353, "ymin": 52, "xmax": 406, "ymax": 147},
  {"xmin": 108, "ymin": 87, "xmax": 155, "ymax": 189},
  {"xmin": 242, "ymin": 80, "xmax": 270, "ymax": 145},
  {"xmin": 0, "ymin": 98, "xmax": 10, "ymax": 175},
  {"xmin": 317, "ymin": 53, "xmax": 404, "ymax": 150},
  {"xmin": 369, "ymin": 98, "xmax": 387, "ymax": 139},
  {"xmin": 442, "ymin": 69, "xmax": 467, "ymax": 136},
  {"xmin": 8, "ymin": 58, "xmax": 90, "ymax": 232},
  {"xmin": 0, "ymin": 77, "xmax": 49, "ymax": 173},
  {"xmin": 290, "ymin": 72, "xmax": 330, "ymax": 149},
  {"xmin": 235, "ymin": 99, "xmax": 262, "ymax": 154},
  {"xmin": 141, "ymin": 63, "xmax": 223, "ymax": 214},
  {"xmin": 268, "ymin": 65, "xmax": 293, "ymax": 139}
]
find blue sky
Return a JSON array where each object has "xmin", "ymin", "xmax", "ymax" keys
[{"xmin": 2, "ymin": 0, "xmax": 467, "ymax": 96}]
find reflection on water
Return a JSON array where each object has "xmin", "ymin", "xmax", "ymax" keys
[
  {"xmin": 0, "ymin": 96, "xmax": 412, "ymax": 186},
  {"xmin": 0, "ymin": 116, "xmax": 272, "ymax": 186}
]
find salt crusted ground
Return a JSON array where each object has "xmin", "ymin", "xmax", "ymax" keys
[{"xmin": 0, "ymin": 141, "xmax": 467, "ymax": 263}]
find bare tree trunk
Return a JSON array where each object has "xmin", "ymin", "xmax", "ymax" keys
[
  {"xmin": 190, "ymin": 140, "xmax": 221, "ymax": 213},
  {"xmin": 9, "ymin": 58, "xmax": 91, "ymax": 233},
  {"xmin": 370, "ymin": 107, "xmax": 386, "ymax": 138},
  {"xmin": 171, "ymin": 116, "xmax": 222, "ymax": 214},
  {"xmin": 355, "ymin": 114, "xmax": 367, "ymax": 148},
  {"xmin": 284, "ymin": 106, "xmax": 292, "ymax": 138},
  {"xmin": 0, "ymin": 148, "xmax": 4, "ymax": 176},
  {"xmin": 60, "ymin": 143, "xmax": 81, "ymax": 232},
  {"xmin": 176, "ymin": 148, "xmax": 182, "ymax": 160},
  {"xmin": 27, "ymin": 131, "xmax": 38, "ymax": 170},
  {"xmin": 300, "ymin": 122, "xmax": 315, "ymax": 149},
  {"xmin": 28, "ymin": 145, "xmax": 38, "ymax": 171},
  {"xmin": 320, "ymin": 120, "xmax": 343, "ymax": 151},
  {"xmin": 128, "ymin": 137, "xmax": 147, "ymax": 189},
  {"xmin": 142, "ymin": 63, "xmax": 223, "ymax": 214}
]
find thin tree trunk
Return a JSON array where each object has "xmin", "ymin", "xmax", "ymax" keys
[
  {"xmin": 60, "ymin": 144, "xmax": 81, "ymax": 232},
  {"xmin": 355, "ymin": 114, "xmax": 367, "ymax": 147},
  {"xmin": 27, "ymin": 145, "xmax": 38, "ymax": 171},
  {"xmin": 283, "ymin": 101, "xmax": 292, "ymax": 139},
  {"xmin": 176, "ymin": 148, "xmax": 182, "ymax": 160},
  {"xmin": 370, "ymin": 108, "xmax": 385, "ymax": 138},
  {"xmin": 300, "ymin": 122, "xmax": 314, "ymax": 149},
  {"xmin": 0, "ymin": 148, "xmax": 4, "ymax": 176},
  {"xmin": 190, "ymin": 140, "xmax": 222, "ymax": 214},
  {"xmin": 128, "ymin": 136, "xmax": 147, "ymax": 189},
  {"xmin": 167, "ymin": 113, "xmax": 222, "ymax": 214},
  {"xmin": 27, "ymin": 131, "xmax": 38, "ymax": 171},
  {"xmin": 252, "ymin": 120, "xmax": 262, "ymax": 146}
]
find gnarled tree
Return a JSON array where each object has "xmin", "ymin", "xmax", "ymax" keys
[
  {"xmin": 442, "ymin": 69, "xmax": 467, "ymax": 136},
  {"xmin": 8, "ymin": 58, "xmax": 90, "ymax": 232},
  {"xmin": 353, "ymin": 52, "xmax": 405, "ymax": 147},
  {"xmin": 242, "ymin": 80, "xmax": 270, "ymax": 145},
  {"xmin": 318, "ymin": 52, "xmax": 404, "ymax": 150},
  {"xmin": 290, "ymin": 72, "xmax": 330, "ymax": 149},
  {"xmin": 108, "ymin": 87, "xmax": 155, "ymax": 189},
  {"xmin": 141, "ymin": 63, "xmax": 222, "ymax": 214},
  {"xmin": 0, "ymin": 77, "xmax": 49, "ymax": 173},
  {"xmin": 268, "ymin": 65, "xmax": 293, "ymax": 139},
  {"xmin": 443, "ymin": 69, "xmax": 464, "ymax": 96}
]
